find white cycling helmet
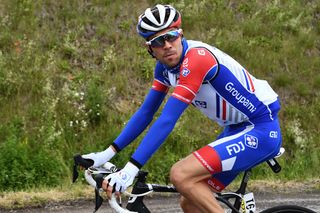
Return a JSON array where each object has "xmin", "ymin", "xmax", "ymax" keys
[{"xmin": 137, "ymin": 4, "xmax": 181, "ymax": 39}]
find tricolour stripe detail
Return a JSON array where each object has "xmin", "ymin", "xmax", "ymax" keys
[
  {"xmin": 215, "ymin": 94, "xmax": 228, "ymax": 121},
  {"xmin": 241, "ymin": 69, "xmax": 255, "ymax": 92},
  {"xmin": 228, "ymin": 105, "xmax": 233, "ymax": 122},
  {"xmin": 216, "ymin": 93, "xmax": 220, "ymax": 118},
  {"xmin": 222, "ymin": 99, "xmax": 227, "ymax": 120},
  {"xmin": 241, "ymin": 69, "xmax": 250, "ymax": 91},
  {"xmin": 245, "ymin": 70, "xmax": 255, "ymax": 92}
]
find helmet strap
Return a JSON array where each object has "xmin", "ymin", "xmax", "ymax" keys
[{"xmin": 147, "ymin": 46, "xmax": 156, "ymax": 58}]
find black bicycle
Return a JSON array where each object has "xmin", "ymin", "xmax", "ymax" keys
[{"xmin": 73, "ymin": 147, "xmax": 316, "ymax": 213}]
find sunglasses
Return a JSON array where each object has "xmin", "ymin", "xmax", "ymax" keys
[{"xmin": 146, "ymin": 29, "xmax": 182, "ymax": 47}]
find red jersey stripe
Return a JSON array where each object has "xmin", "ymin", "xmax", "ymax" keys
[
  {"xmin": 172, "ymin": 85, "xmax": 195, "ymax": 104},
  {"xmin": 222, "ymin": 99, "xmax": 227, "ymax": 120},
  {"xmin": 152, "ymin": 79, "xmax": 169, "ymax": 93}
]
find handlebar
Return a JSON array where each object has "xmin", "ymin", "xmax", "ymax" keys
[
  {"xmin": 73, "ymin": 154, "xmax": 140, "ymax": 212},
  {"xmin": 94, "ymin": 174, "xmax": 137, "ymax": 213},
  {"xmin": 109, "ymin": 194, "xmax": 137, "ymax": 213}
]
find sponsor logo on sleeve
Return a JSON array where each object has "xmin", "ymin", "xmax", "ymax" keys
[
  {"xmin": 182, "ymin": 58, "xmax": 189, "ymax": 67},
  {"xmin": 182, "ymin": 68, "xmax": 190, "ymax": 77},
  {"xmin": 198, "ymin": 49, "xmax": 206, "ymax": 55},
  {"xmin": 194, "ymin": 100, "xmax": 207, "ymax": 108}
]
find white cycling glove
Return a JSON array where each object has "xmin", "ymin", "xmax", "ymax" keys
[
  {"xmin": 105, "ymin": 162, "xmax": 139, "ymax": 192},
  {"xmin": 82, "ymin": 146, "xmax": 116, "ymax": 167}
]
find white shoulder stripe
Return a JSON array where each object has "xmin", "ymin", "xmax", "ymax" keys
[{"xmin": 208, "ymin": 125, "xmax": 254, "ymax": 147}]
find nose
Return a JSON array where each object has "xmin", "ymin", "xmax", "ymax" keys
[{"xmin": 163, "ymin": 40, "xmax": 172, "ymax": 49}]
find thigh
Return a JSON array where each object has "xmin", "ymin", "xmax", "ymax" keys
[{"xmin": 172, "ymin": 154, "xmax": 213, "ymax": 182}]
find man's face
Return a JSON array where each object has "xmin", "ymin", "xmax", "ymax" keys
[{"xmin": 147, "ymin": 28, "xmax": 183, "ymax": 68}]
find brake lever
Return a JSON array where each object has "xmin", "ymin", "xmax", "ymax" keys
[
  {"xmin": 94, "ymin": 173, "xmax": 105, "ymax": 212},
  {"xmin": 72, "ymin": 153, "xmax": 94, "ymax": 183},
  {"xmin": 72, "ymin": 162, "xmax": 79, "ymax": 183}
]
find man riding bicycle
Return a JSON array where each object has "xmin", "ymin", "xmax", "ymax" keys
[{"xmin": 81, "ymin": 4, "xmax": 282, "ymax": 213}]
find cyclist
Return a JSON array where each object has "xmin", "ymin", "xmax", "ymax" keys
[{"xmin": 82, "ymin": 4, "xmax": 282, "ymax": 213}]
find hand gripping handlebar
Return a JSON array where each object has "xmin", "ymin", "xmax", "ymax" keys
[{"xmin": 73, "ymin": 154, "xmax": 137, "ymax": 213}]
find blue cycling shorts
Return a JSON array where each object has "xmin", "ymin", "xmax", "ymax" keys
[{"xmin": 193, "ymin": 118, "xmax": 282, "ymax": 191}]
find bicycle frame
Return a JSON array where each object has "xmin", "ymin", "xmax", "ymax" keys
[
  {"xmin": 125, "ymin": 169, "xmax": 252, "ymax": 213},
  {"xmin": 73, "ymin": 147, "xmax": 286, "ymax": 213},
  {"xmin": 125, "ymin": 149, "xmax": 285, "ymax": 213}
]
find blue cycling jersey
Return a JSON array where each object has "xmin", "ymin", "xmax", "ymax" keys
[{"xmin": 112, "ymin": 38, "xmax": 281, "ymax": 171}]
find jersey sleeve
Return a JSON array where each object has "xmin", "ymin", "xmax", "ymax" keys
[
  {"xmin": 172, "ymin": 48, "xmax": 218, "ymax": 104},
  {"xmin": 130, "ymin": 96, "xmax": 189, "ymax": 167},
  {"xmin": 152, "ymin": 79, "xmax": 169, "ymax": 93},
  {"xmin": 153, "ymin": 61, "xmax": 170, "ymax": 93},
  {"xmin": 112, "ymin": 86, "xmax": 167, "ymax": 151}
]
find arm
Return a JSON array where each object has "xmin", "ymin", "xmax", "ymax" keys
[
  {"xmin": 80, "ymin": 88, "xmax": 166, "ymax": 167},
  {"xmin": 112, "ymin": 88, "xmax": 167, "ymax": 151},
  {"xmin": 130, "ymin": 96, "xmax": 189, "ymax": 167}
]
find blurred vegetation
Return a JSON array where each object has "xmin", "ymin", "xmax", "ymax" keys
[{"xmin": 0, "ymin": 0, "xmax": 319, "ymax": 192}]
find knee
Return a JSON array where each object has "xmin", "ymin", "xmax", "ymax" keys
[{"xmin": 169, "ymin": 161, "xmax": 188, "ymax": 189}]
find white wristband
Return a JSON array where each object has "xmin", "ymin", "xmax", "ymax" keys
[
  {"xmin": 103, "ymin": 146, "xmax": 116, "ymax": 162},
  {"xmin": 123, "ymin": 162, "xmax": 139, "ymax": 178}
]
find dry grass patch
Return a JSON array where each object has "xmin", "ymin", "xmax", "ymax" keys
[{"xmin": 0, "ymin": 184, "xmax": 93, "ymax": 210}]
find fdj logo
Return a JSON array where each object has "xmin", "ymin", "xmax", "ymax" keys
[
  {"xmin": 226, "ymin": 142, "xmax": 245, "ymax": 155},
  {"xmin": 194, "ymin": 100, "xmax": 207, "ymax": 108}
]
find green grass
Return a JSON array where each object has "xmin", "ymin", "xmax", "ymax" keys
[{"xmin": 0, "ymin": 0, "xmax": 319, "ymax": 196}]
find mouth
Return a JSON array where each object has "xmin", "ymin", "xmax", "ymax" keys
[{"xmin": 164, "ymin": 52, "xmax": 176, "ymax": 58}]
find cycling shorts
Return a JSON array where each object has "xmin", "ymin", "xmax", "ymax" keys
[{"xmin": 193, "ymin": 118, "xmax": 282, "ymax": 192}]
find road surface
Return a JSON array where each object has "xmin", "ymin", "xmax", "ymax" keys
[{"xmin": 2, "ymin": 191, "xmax": 319, "ymax": 212}]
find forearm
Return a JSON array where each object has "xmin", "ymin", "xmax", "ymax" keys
[
  {"xmin": 130, "ymin": 97, "xmax": 189, "ymax": 167},
  {"xmin": 112, "ymin": 89, "xmax": 166, "ymax": 151}
]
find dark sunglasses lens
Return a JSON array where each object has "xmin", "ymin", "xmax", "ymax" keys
[
  {"xmin": 165, "ymin": 34, "xmax": 179, "ymax": 42},
  {"xmin": 150, "ymin": 31, "xmax": 180, "ymax": 47},
  {"xmin": 151, "ymin": 37, "xmax": 165, "ymax": 47}
]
